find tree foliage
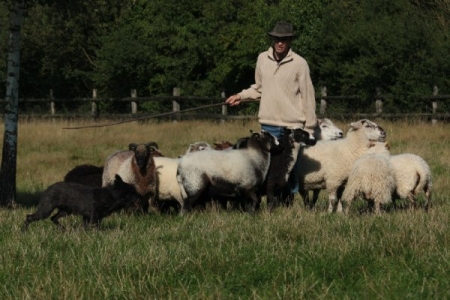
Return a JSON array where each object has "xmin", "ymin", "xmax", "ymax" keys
[{"xmin": 0, "ymin": 0, "xmax": 448, "ymax": 112}]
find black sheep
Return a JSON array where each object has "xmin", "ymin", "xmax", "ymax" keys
[
  {"xmin": 63, "ymin": 164, "xmax": 104, "ymax": 187},
  {"xmin": 23, "ymin": 174, "xmax": 141, "ymax": 231}
]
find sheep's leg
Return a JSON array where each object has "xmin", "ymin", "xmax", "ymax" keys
[
  {"xmin": 407, "ymin": 192, "xmax": 417, "ymax": 210},
  {"xmin": 373, "ymin": 201, "xmax": 381, "ymax": 215},
  {"xmin": 335, "ymin": 186, "xmax": 344, "ymax": 213},
  {"xmin": 281, "ymin": 193, "xmax": 294, "ymax": 207},
  {"xmin": 244, "ymin": 191, "xmax": 261, "ymax": 214},
  {"xmin": 424, "ymin": 186, "xmax": 432, "ymax": 212},
  {"xmin": 327, "ymin": 192, "xmax": 339, "ymax": 213},
  {"xmin": 266, "ymin": 186, "xmax": 277, "ymax": 212},
  {"xmin": 343, "ymin": 198, "xmax": 352, "ymax": 215},
  {"xmin": 311, "ymin": 189, "xmax": 321, "ymax": 210},
  {"xmin": 300, "ymin": 190, "xmax": 309, "ymax": 208}
]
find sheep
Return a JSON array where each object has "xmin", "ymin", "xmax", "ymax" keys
[
  {"xmin": 341, "ymin": 141, "xmax": 395, "ymax": 215},
  {"xmin": 302, "ymin": 118, "xmax": 344, "ymax": 207},
  {"xmin": 102, "ymin": 142, "xmax": 161, "ymax": 213},
  {"xmin": 176, "ymin": 130, "xmax": 280, "ymax": 214},
  {"xmin": 265, "ymin": 127, "xmax": 316, "ymax": 211},
  {"xmin": 22, "ymin": 174, "xmax": 141, "ymax": 231},
  {"xmin": 185, "ymin": 141, "xmax": 214, "ymax": 154},
  {"xmin": 63, "ymin": 164, "xmax": 104, "ymax": 187},
  {"xmin": 314, "ymin": 118, "xmax": 344, "ymax": 141},
  {"xmin": 389, "ymin": 153, "xmax": 432, "ymax": 211},
  {"xmin": 213, "ymin": 141, "xmax": 234, "ymax": 150},
  {"xmin": 151, "ymin": 141, "xmax": 217, "ymax": 214},
  {"xmin": 296, "ymin": 119, "xmax": 387, "ymax": 213},
  {"xmin": 151, "ymin": 156, "xmax": 183, "ymax": 214}
]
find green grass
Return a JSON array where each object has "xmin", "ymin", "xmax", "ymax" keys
[{"xmin": 1, "ymin": 119, "xmax": 449, "ymax": 299}]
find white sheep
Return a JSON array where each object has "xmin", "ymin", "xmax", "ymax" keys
[
  {"xmin": 390, "ymin": 153, "xmax": 432, "ymax": 211},
  {"xmin": 303, "ymin": 118, "xmax": 344, "ymax": 207},
  {"xmin": 296, "ymin": 119, "xmax": 387, "ymax": 213},
  {"xmin": 184, "ymin": 141, "xmax": 214, "ymax": 155},
  {"xmin": 315, "ymin": 118, "xmax": 344, "ymax": 140},
  {"xmin": 341, "ymin": 141, "xmax": 395, "ymax": 215},
  {"xmin": 153, "ymin": 141, "xmax": 216, "ymax": 213},
  {"xmin": 177, "ymin": 131, "xmax": 279, "ymax": 214}
]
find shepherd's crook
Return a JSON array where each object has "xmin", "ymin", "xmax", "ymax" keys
[{"xmin": 62, "ymin": 102, "xmax": 226, "ymax": 129}]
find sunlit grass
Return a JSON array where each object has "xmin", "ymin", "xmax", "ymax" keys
[{"xmin": 0, "ymin": 119, "xmax": 449, "ymax": 299}]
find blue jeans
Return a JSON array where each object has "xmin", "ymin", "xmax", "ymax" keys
[{"xmin": 261, "ymin": 124, "xmax": 300, "ymax": 195}]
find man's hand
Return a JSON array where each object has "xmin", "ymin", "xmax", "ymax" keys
[{"xmin": 225, "ymin": 94, "xmax": 241, "ymax": 106}]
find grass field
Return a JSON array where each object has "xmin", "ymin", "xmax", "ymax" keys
[{"xmin": 1, "ymin": 118, "xmax": 449, "ymax": 299}]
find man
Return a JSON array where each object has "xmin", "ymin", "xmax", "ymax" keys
[{"xmin": 225, "ymin": 20, "xmax": 317, "ymax": 202}]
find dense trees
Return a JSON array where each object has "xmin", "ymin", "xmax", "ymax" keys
[{"xmin": 1, "ymin": 0, "xmax": 449, "ymax": 112}]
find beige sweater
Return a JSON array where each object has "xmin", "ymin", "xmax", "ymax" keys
[{"xmin": 238, "ymin": 47, "xmax": 317, "ymax": 134}]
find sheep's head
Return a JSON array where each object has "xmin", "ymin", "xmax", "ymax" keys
[
  {"xmin": 365, "ymin": 141, "xmax": 391, "ymax": 155},
  {"xmin": 349, "ymin": 119, "xmax": 386, "ymax": 142},
  {"xmin": 248, "ymin": 130, "xmax": 279, "ymax": 152},
  {"xmin": 129, "ymin": 142, "xmax": 161, "ymax": 171},
  {"xmin": 316, "ymin": 118, "xmax": 343, "ymax": 140},
  {"xmin": 185, "ymin": 141, "xmax": 213, "ymax": 154},
  {"xmin": 233, "ymin": 137, "xmax": 249, "ymax": 149}
]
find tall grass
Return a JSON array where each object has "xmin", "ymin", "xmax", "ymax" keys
[{"xmin": 1, "ymin": 119, "xmax": 449, "ymax": 299}]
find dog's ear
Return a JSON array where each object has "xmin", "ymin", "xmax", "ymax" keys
[{"xmin": 114, "ymin": 174, "xmax": 125, "ymax": 186}]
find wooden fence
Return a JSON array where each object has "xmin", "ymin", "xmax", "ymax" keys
[{"xmin": 2, "ymin": 86, "xmax": 450, "ymax": 123}]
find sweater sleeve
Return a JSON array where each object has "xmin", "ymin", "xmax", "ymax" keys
[
  {"xmin": 299, "ymin": 62, "xmax": 317, "ymax": 134},
  {"xmin": 238, "ymin": 56, "xmax": 262, "ymax": 101}
]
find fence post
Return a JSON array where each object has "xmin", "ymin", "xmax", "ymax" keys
[
  {"xmin": 320, "ymin": 86, "xmax": 327, "ymax": 114},
  {"xmin": 432, "ymin": 85, "xmax": 438, "ymax": 125},
  {"xmin": 375, "ymin": 87, "xmax": 383, "ymax": 114},
  {"xmin": 131, "ymin": 89, "xmax": 137, "ymax": 114},
  {"xmin": 221, "ymin": 91, "xmax": 227, "ymax": 124},
  {"xmin": 50, "ymin": 89, "xmax": 55, "ymax": 115},
  {"xmin": 92, "ymin": 89, "xmax": 98, "ymax": 118},
  {"xmin": 173, "ymin": 87, "xmax": 180, "ymax": 122}
]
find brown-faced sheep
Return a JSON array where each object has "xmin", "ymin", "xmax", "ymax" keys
[{"xmin": 102, "ymin": 142, "xmax": 161, "ymax": 213}]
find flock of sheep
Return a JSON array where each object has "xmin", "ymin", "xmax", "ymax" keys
[{"xmin": 23, "ymin": 118, "xmax": 432, "ymax": 230}]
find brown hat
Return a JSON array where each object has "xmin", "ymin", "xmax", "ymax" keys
[{"xmin": 267, "ymin": 21, "xmax": 295, "ymax": 38}]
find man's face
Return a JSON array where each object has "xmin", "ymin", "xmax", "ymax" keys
[{"xmin": 272, "ymin": 36, "xmax": 292, "ymax": 57}]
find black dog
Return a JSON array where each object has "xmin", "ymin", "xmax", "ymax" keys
[{"xmin": 23, "ymin": 174, "xmax": 141, "ymax": 231}]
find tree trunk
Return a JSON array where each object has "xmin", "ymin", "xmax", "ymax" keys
[{"xmin": 0, "ymin": 1, "xmax": 25, "ymax": 208}]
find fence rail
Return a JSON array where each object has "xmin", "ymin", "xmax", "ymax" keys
[{"xmin": 2, "ymin": 87, "xmax": 450, "ymax": 123}]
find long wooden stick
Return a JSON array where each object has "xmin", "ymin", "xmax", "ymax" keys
[{"xmin": 62, "ymin": 101, "xmax": 255, "ymax": 130}]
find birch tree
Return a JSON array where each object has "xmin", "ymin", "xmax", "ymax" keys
[{"xmin": 0, "ymin": 1, "xmax": 25, "ymax": 207}]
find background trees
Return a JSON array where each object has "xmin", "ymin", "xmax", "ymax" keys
[{"xmin": 1, "ymin": 0, "xmax": 449, "ymax": 112}]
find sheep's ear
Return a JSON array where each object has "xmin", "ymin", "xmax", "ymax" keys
[
  {"xmin": 350, "ymin": 121, "xmax": 363, "ymax": 130},
  {"xmin": 129, "ymin": 143, "xmax": 138, "ymax": 151},
  {"xmin": 385, "ymin": 142, "xmax": 391, "ymax": 150},
  {"xmin": 252, "ymin": 132, "xmax": 261, "ymax": 138}
]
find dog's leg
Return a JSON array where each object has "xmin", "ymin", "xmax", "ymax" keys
[{"xmin": 50, "ymin": 209, "xmax": 69, "ymax": 230}]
